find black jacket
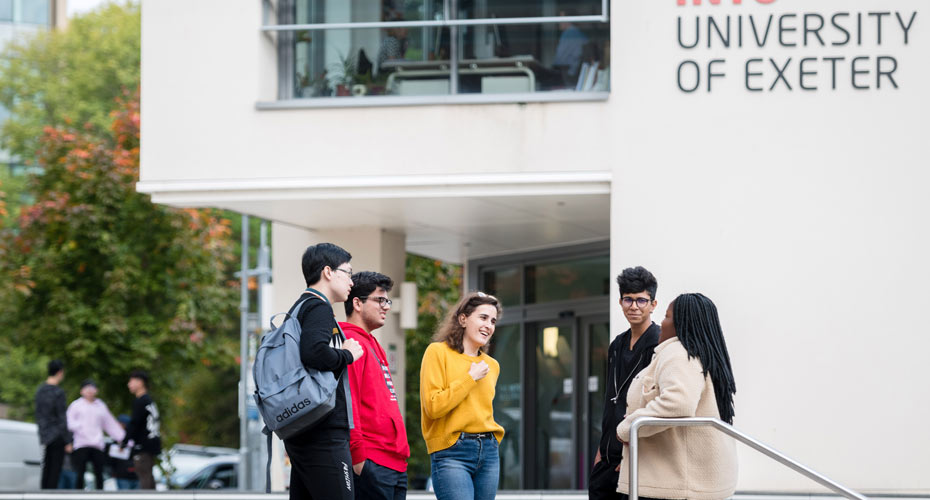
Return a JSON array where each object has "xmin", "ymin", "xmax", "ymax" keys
[
  {"xmin": 122, "ymin": 393, "xmax": 162, "ymax": 455},
  {"xmin": 288, "ymin": 292, "xmax": 355, "ymax": 441},
  {"xmin": 598, "ymin": 323, "xmax": 660, "ymax": 464},
  {"xmin": 35, "ymin": 383, "xmax": 72, "ymax": 446}
]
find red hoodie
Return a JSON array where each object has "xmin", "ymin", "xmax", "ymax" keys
[{"xmin": 340, "ymin": 321, "xmax": 410, "ymax": 472}]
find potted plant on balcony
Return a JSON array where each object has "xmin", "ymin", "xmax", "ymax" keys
[{"xmin": 330, "ymin": 52, "xmax": 358, "ymax": 96}]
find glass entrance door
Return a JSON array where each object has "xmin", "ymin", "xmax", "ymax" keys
[
  {"xmin": 524, "ymin": 315, "xmax": 610, "ymax": 490},
  {"xmin": 528, "ymin": 319, "xmax": 575, "ymax": 489},
  {"xmin": 582, "ymin": 316, "xmax": 610, "ymax": 489}
]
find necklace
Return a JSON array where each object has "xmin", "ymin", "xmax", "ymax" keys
[{"xmin": 611, "ymin": 335, "xmax": 644, "ymax": 404}]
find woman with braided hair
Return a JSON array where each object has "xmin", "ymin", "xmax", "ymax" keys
[{"xmin": 615, "ymin": 293, "xmax": 738, "ymax": 500}]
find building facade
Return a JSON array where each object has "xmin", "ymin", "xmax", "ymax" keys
[
  {"xmin": 138, "ymin": 0, "xmax": 930, "ymax": 493},
  {"xmin": 0, "ymin": 0, "xmax": 66, "ymax": 174}
]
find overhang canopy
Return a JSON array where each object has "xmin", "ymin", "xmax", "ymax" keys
[{"xmin": 137, "ymin": 171, "xmax": 610, "ymax": 263}]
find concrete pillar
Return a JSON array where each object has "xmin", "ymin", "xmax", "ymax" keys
[{"xmin": 271, "ymin": 224, "xmax": 408, "ymax": 415}]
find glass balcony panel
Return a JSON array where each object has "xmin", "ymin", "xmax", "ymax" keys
[
  {"xmin": 460, "ymin": 0, "xmax": 604, "ymax": 20},
  {"xmin": 452, "ymin": 20, "xmax": 608, "ymax": 94},
  {"xmin": 291, "ymin": 0, "xmax": 443, "ymax": 25},
  {"xmin": 290, "ymin": 27, "xmax": 452, "ymax": 98}
]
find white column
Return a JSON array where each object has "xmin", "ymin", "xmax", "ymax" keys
[{"xmin": 270, "ymin": 224, "xmax": 408, "ymax": 414}]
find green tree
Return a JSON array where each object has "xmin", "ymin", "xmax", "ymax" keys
[
  {"xmin": 0, "ymin": 1, "xmax": 140, "ymax": 161},
  {"xmin": 0, "ymin": 169, "xmax": 30, "ymax": 225},
  {"xmin": 0, "ymin": 343, "xmax": 47, "ymax": 421},
  {"xmin": 404, "ymin": 254, "xmax": 462, "ymax": 486},
  {"xmin": 0, "ymin": 92, "xmax": 238, "ymax": 440}
]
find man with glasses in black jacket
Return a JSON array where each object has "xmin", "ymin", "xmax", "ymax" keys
[{"xmin": 589, "ymin": 267, "xmax": 661, "ymax": 500}]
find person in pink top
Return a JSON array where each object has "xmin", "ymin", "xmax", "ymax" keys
[{"xmin": 66, "ymin": 379, "xmax": 125, "ymax": 490}]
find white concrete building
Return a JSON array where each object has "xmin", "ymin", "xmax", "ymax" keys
[{"xmin": 139, "ymin": 0, "xmax": 930, "ymax": 494}]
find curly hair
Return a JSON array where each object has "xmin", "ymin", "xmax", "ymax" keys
[
  {"xmin": 616, "ymin": 266, "xmax": 658, "ymax": 299},
  {"xmin": 433, "ymin": 291, "xmax": 502, "ymax": 354}
]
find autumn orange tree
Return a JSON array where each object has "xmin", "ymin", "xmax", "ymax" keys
[{"xmin": 0, "ymin": 92, "xmax": 238, "ymax": 435}]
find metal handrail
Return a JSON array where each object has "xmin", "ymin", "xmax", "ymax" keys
[
  {"xmin": 628, "ymin": 417, "xmax": 868, "ymax": 500},
  {"xmin": 260, "ymin": 0, "xmax": 609, "ymax": 31}
]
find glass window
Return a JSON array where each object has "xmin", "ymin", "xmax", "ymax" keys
[
  {"xmin": 289, "ymin": 26, "xmax": 451, "ymax": 98},
  {"xmin": 293, "ymin": 0, "xmax": 441, "ymax": 24},
  {"xmin": 461, "ymin": 0, "xmax": 604, "ymax": 19},
  {"xmin": 586, "ymin": 321, "xmax": 609, "ymax": 477},
  {"xmin": 274, "ymin": 0, "xmax": 609, "ymax": 100},
  {"xmin": 182, "ymin": 467, "xmax": 213, "ymax": 489},
  {"xmin": 488, "ymin": 323, "xmax": 521, "ymax": 490},
  {"xmin": 20, "ymin": 0, "xmax": 49, "ymax": 25},
  {"xmin": 209, "ymin": 464, "xmax": 237, "ymax": 489},
  {"xmin": 0, "ymin": 0, "xmax": 12, "ymax": 22},
  {"xmin": 482, "ymin": 266, "xmax": 520, "ymax": 307},
  {"xmin": 453, "ymin": 21, "xmax": 608, "ymax": 94},
  {"xmin": 525, "ymin": 255, "xmax": 609, "ymax": 303},
  {"xmin": 533, "ymin": 321, "xmax": 573, "ymax": 489}
]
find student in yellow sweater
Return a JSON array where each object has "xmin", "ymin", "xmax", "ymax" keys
[{"xmin": 420, "ymin": 291, "xmax": 505, "ymax": 500}]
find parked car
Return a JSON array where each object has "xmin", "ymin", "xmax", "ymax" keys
[
  {"xmin": 175, "ymin": 454, "xmax": 239, "ymax": 490},
  {"xmin": 155, "ymin": 444, "xmax": 238, "ymax": 490},
  {"xmin": 0, "ymin": 419, "xmax": 42, "ymax": 490}
]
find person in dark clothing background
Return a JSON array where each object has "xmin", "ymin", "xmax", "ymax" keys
[
  {"xmin": 121, "ymin": 370, "xmax": 161, "ymax": 489},
  {"xmin": 589, "ymin": 267, "xmax": 661, "ymax": 500},
  {"xmin": 285, "ymin": 242, "xmax": 364, "ymax": 500},
  {"xmin": 35, "ymin": 359, "xmax": 72, "ymax": 489},
  {"xmin": 108, "ymin": 415, "xmax": 139, "ymax": 489}
]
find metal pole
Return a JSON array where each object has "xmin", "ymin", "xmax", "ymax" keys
[
  {"xmin": 238, "ymin": 215, "xmax": 250, "ymax": 491},
  {"xmin": 628, "ymin": 417, "xmax": 869, "ymax": 500},
  {"xmin": 449, "ymin": 0, "xmax": 458, "ymax": 95},
  {"xmin": 629, "ymin": 423, "xmax": 639, "ymax": 500},
  {"xmin": 249, "ymin": 221, "xmax": 271, "ymax": 490}
]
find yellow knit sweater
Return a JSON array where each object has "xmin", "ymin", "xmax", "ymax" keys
[{"xmin": 419, "ymin": 342, "xmax": 505, "ymax": 454}]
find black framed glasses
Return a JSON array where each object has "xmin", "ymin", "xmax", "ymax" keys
[
  {"xmin": 621, "ymin": 297, "xmax": 652, "ymax": 308},
  {"xmin": 359, "ymin": 296, "xmax": 392, "ymax": 308},
  {"xmin": 333, "ymin": 267, "xmax": 353, "ymax": 277}
]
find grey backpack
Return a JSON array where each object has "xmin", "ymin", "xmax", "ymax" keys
[{"xmin": 252, "ymin": 290, "xmax": 352, "ymax": 491}]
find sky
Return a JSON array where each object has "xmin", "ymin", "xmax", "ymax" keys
[{"xmin": 66, "ymin": 0, "xmax": 113, "ymax": 17}]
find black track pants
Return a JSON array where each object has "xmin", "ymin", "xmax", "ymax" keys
[
  {"xmin": 284, "ymin": 434, "xmax": 355, "ymax": 500},
  {"xmin": 40, "ymin": 439, "xmax": 66, "ymax": 489},
  {"xmin": 72, "ymin": 447, "xmax": 106, "ymax": 490}
]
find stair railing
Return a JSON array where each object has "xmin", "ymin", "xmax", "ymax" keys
[{"xmin": 628, "ymin": 416, "xmax": 868, "ymax": 500}]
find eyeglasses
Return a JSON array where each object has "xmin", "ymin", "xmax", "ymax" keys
[
  {"xmin": 333, "ymin": 267, "xmax": 353, "ymax": 277},
  {"xmin": 621, "ymin": 297, "xmax": 652, "ymax": 308},
  {"xmin": 359, "ymin": 296, "xmax": 392, "ymax": 308},
  {"xmin": 476, "ymin": 291, "xmax": 498, "ymax": 301}
]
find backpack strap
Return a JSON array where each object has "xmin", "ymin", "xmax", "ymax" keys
[
  {"xmin": 268, "ymin": 296, "xmax": 316, "ymax": 330},
  {"xmin": 263, "ymin": 426, "xmax": 273, "ymax": 493},
  {"xmin": 293, "ymin": 289, "xmax": 355, "ymax": 429},
  {"xmin": 333, "ymin": 320, "xmax": 354, "ymax": 430}
]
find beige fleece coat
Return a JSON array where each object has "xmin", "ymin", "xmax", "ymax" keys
[{"xmin": 616, "ymin": 338, "xmax": 737, "ymax": 500}]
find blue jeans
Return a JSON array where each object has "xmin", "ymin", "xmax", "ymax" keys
[
  {"xmin": 355, "ymin": 459, "xmax": 407, "ymax": 500},
  {"xmin": 117, "ymin": 478, "xmax": 140, "ymax": 490},
  {"xmin": 430, "ymin": 433, "xmax": 500, "ymax": 500}
]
